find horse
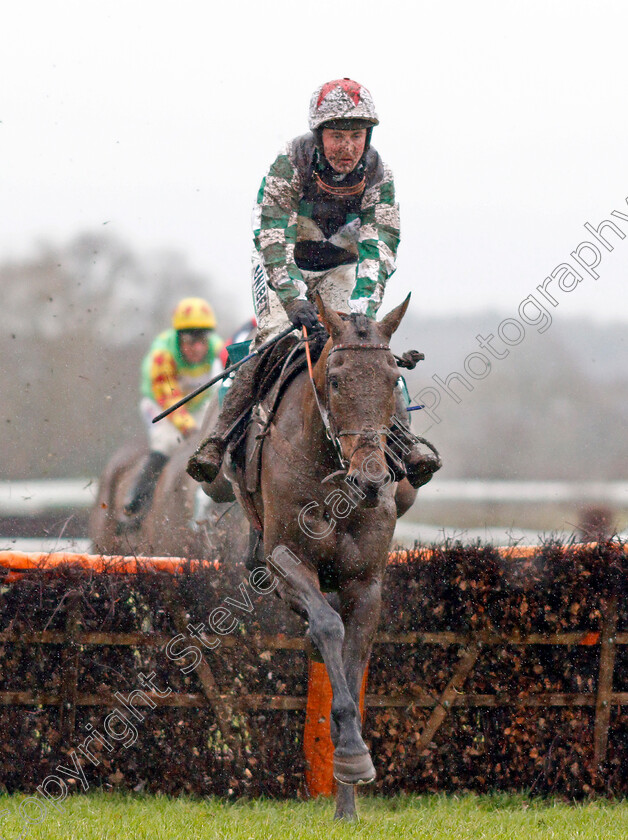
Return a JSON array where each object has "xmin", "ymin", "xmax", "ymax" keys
[
  {"xmin": 89, "ymin": 397, "xmax": 249, "ymax": 562},
  {"xmin": 226, "ymin": 293, "xmax": 417, "ymax": 820}
]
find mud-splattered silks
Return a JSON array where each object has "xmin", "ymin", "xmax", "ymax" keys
[{"xmin": 252, "ymin": 133, "xmax": 400, "ymax": 321}]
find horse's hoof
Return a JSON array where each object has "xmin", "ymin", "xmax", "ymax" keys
[{"xmin": 333, "ymin": 751, "xmax": 376, "ymax": 785}]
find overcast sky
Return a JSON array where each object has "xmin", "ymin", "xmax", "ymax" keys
[{"xmin": 3, "ymin": 0, "xmax": 628, "ymax": 325}]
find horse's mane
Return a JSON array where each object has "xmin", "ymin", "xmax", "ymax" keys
[{"xmin": 338, "ymin": 312, "xmax": 377, "ymax": 341}]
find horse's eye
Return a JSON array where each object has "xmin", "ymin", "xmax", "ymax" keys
[{"xmin": 329, "ymin": 377, "xmax": 340, "ymax": 391}]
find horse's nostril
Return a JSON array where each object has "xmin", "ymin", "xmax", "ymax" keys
[
  {"xmin": 346, "ymin": 471, "xmax": 366, "ymax": 491},
  {"xmin": 346, "ymin": 470, "xmax": 381, "ymax": 501}
]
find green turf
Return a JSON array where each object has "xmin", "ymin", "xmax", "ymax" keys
[{"xmin": 0, "ymin": 792, "xmax": 626, "ymax": 839}]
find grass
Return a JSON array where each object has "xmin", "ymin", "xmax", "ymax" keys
[{"xmin": 0, "ymin": 792, "xmax": 627, "ymax": 839}]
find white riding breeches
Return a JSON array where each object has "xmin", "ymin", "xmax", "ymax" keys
[
  {"xmin": 140, "ymin": 398, "xmax": 205, "ymax": 456},
  {"xmin": 251, "ymin": 256, "xmax": 356, "ymax": 348}
]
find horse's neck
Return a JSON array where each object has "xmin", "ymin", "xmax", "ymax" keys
[
  {"xmin": 300, "ymin": 341, "xmax": 334, "ymax": 463},
  {"xmin": 301, "ymin": 383, "xmax": 327, "ymax": 450}
]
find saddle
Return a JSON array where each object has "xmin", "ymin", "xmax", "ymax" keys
[{"xmin": 228, "ymin": 327, "xmax": 328, "ymax": 520}]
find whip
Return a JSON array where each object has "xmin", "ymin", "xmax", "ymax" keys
[{"xmin": 152, "ymin": 324, "xmax": 296, "ymax": 423}]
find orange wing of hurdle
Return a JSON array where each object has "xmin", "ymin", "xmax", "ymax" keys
[{"xmin": 304, "ymin": 660, "xmax": 368, "ymax": 798}]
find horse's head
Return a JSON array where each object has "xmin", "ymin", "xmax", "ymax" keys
[{"xmin": 313, "ymin": 293, "xmax": 410, "ymax": 501}]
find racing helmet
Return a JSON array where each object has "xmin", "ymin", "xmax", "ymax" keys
[
  {"xmin": 171, "ymin": 297, "xmax": 216, "ymax": 331},
  {"xmin": 309, "ymin": 78, "xmax": 379, "ymax": 131}
]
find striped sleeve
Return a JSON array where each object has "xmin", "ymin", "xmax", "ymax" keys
[
  {"xmin": 149, "ymin": 350, "xmax": 196, "ymax": 434},
  {"xmin": 253, "ymin": 146, "xmax": 308, "ymax": 305},
  {"xmin": 350, "ymin": 163, "xmax": 400, "ymax": 319}
]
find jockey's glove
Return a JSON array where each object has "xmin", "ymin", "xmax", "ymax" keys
[{"xmin": 284, "ymin": 299, "xmax": 319, "ymax": 330}]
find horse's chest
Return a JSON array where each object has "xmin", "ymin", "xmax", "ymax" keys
[{"xmin": 296, "ymin": 487, "xmax": 395, "ymax": 561}]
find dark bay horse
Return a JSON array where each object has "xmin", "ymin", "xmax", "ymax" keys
[{"xmin": 229, "ymin": 294, "xmax": 416, "ymax": 819}]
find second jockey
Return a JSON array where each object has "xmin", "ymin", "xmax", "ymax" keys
[{"xmin": 120, "ymin": 297, "xmax": 223, "ymax": 527}]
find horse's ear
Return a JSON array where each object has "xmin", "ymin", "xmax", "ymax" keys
[
  {"xmin": 314, "ymin": 292, "xmax": 344, "ymax": 340},
  {"xmin": 377, "ymin": 293, "xmax": 411, "ymax": 341}
]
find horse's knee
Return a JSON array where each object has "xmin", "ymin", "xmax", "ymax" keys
[{"xmin": 309, "ymin": 608, "xmax": 344, "ymax": 653}]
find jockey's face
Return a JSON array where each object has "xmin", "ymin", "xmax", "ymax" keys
[
  {"xmin": 179, "ymin": 330, "xmax": 210, "ymax": 364},
  {"xmin": 321, "ymin": 127, "xmax": 367, "ymax": 174}
]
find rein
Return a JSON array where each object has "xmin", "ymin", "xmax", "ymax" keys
[{"xmin": 303, "ymin": 328, "xmax": 392, "ymax": 472}]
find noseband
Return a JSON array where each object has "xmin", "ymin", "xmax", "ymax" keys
[{"xmin": 311, "ymin": 342, "xmax": 394, "ymax": 473}]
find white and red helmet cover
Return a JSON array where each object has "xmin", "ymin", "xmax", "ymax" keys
[{"xmin": 309, "ymin": 78, "xmax": 379, "ymax": 131}]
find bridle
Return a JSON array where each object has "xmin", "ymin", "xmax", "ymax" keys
[{"xmin": 304, "ymin": 333, "xmax": 394, "ymax": 473}]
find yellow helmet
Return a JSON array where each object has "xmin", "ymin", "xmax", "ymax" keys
[{"xmin": 172, "ymin": 297, "xmax": 216, "ymax": 331}]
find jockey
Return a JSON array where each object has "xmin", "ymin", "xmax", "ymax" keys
[
  {"xmin": 187, "ymin": 78, "xmax": 441, "ymax": 488},
  {"xmin": 219, "ymin": 316, "xmax": 257, "ymax": 368},
  {"xmin": 121, "ymin": 297, "xmax": 223, "ymax": 525}
]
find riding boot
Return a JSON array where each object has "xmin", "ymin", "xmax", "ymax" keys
[
  {"xmin": 187, "ymin": 356, "xmax": 260, "ymax": 485},
  {"xmin": 121, "ymin": 450, "xmax": 169, "ymax": 523},
  {"xmin": 387, "ymin": 387, "xmax": 442, "ymax": 489}
]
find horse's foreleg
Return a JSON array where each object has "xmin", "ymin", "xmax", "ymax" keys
[
  {"xmin": 327, "ymin": 578, "xmax": 382, "ymax": 821},
  {"xmin": 339, "ymin": 577, "xmax": 382, "ymax": 704},
  {"xmin": 309, "ymin": 598, "xmax": 375, "ymax": 786},
  {"xmin": 339, "ymin": 577, "xmax": 382, "ymax": 784},
  {"xmin": 334, "ymin": 783, "xmax": 357, "ymax": 822},
  {"xmin": 268, "ymin": 547, "xmax": 375, "ymax": 786}
]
